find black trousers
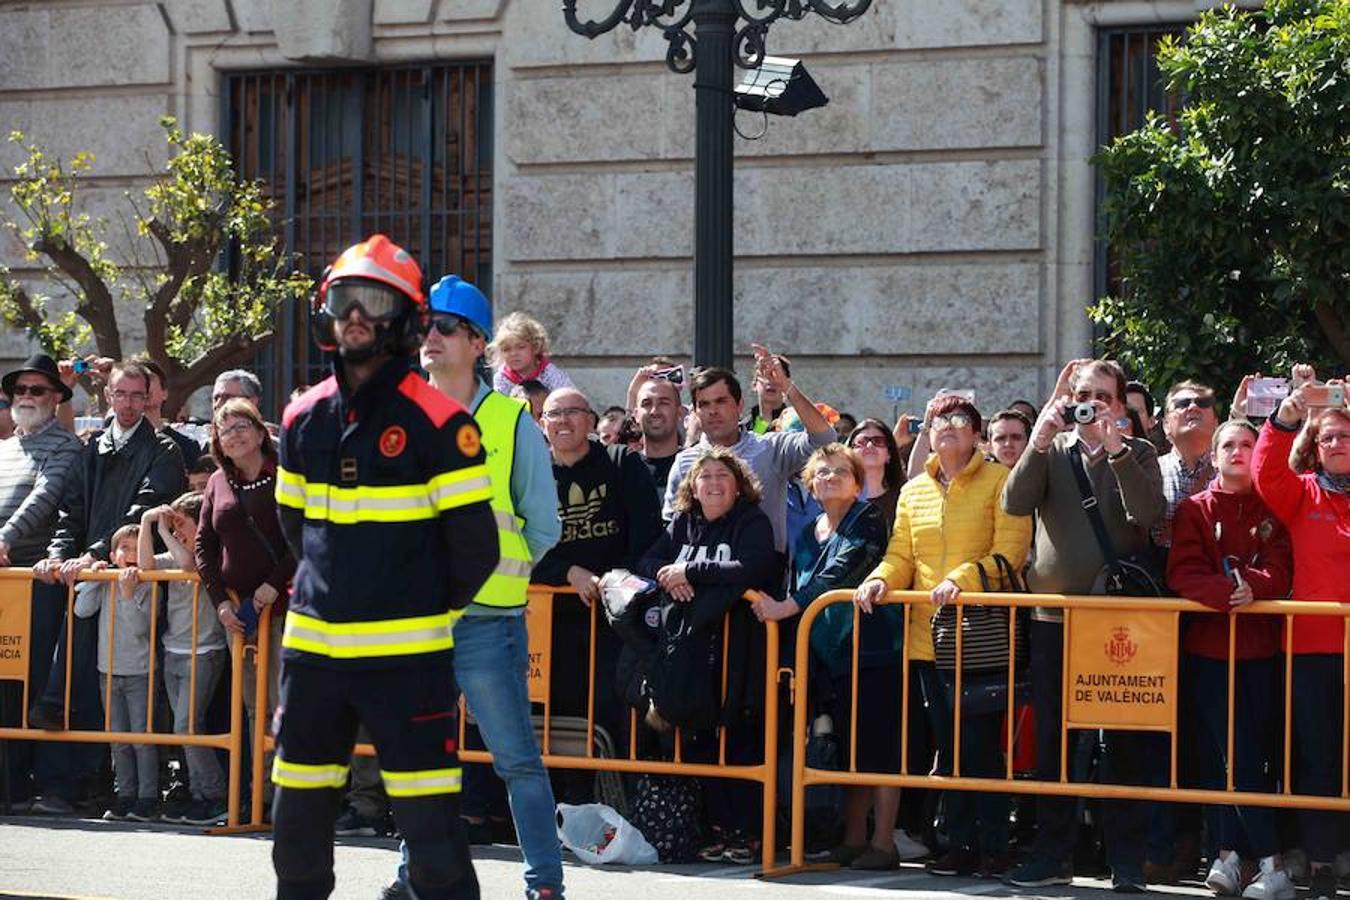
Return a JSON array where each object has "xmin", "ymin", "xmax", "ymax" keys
[{"xmin": 271, "ymin": 659, "xmax": 479, "ymax": 900}]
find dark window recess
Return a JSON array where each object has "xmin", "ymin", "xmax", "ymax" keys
[
  {"xmin": 222, "ymin": 63, "xmax": 494, "ymax": 415},
  {"xmin": 1094, "ymin": 27, "xmax": 1185, "ymax": 310}
]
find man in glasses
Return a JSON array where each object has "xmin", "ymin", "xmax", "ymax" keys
[
  {"xmin": 1153, "ymin": 381, "xmax": 1220, "ymax": 551},
  {"xmin": 380, "ymin": 273, "xmax": 563, "ymax": 900},
  {"xmin": 271, "ymin": 235, "xmax": 495, "ymax": 900},
  {"xmin": 1002, "ymin": 358, "xmax": 1166, "ymax": 893},
  {"xmin": 25, "ymin": 359, "xmax": 186, "ymax": 810}
]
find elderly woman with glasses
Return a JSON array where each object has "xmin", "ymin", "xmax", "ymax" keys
[
  {"xmin": 1250, "ymin": 365, "xmax": 1350, "ymax": 900},
  {"xmin": 853, "ymin": 395, "xmax": 1032, "ymax": 879},
  {"xmin": 752, "ymin": 443, "xmax": 902, "ymax": 868}
]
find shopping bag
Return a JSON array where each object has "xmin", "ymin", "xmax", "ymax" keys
[{"xmin": 556, "ymin": 802, "xmax": 659, "ymax": 866}]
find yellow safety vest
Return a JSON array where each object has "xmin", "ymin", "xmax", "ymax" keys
[{"xmin": 472, "ymin": 391, "xmax": 534, "ymax": 608}]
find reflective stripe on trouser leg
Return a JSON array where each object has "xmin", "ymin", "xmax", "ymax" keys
[{"xmin": 381, "ymin": 766, "xmax": 463, "ymax": 797}]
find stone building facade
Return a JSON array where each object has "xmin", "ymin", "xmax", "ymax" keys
[{"xmin": 0, "ymin": 0, "xmax": 1245, "ymax": 420}]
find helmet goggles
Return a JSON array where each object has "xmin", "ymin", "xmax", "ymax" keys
[{"xmin": 323, "ymin": 280, "xmax": 408, "ymax": 323}]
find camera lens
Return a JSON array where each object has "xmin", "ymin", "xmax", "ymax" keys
[{"xmin": 1072, "ymin": 402, "xmax": 1097, "ymax": 425}]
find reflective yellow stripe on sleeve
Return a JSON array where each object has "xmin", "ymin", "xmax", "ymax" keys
[
  {"xmin": 282, "ymin": 609, "xmax": 463, "ymax": 659},
  {"xmin": 272, "ymin": 757, "xmax": 350, "ymax": 790},
  {"xmin": 276, "ymin": 466, "xmax": 307, "ymax": 510},
  {"xmin": 381, "ymin": 767, "xmax": 463, "ymax": 797},
  {"xmin": 427, "ymin": 465, "xmax": 492, "ymax": 511}
]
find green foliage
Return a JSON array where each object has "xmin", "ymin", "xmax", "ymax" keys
[
  {"xmin": 1, "ymin": 117, "xmax": 313, "ymax": 408},
  {"xmin": 1093, "ymin": 0, "xmax": 1350, "ymax": 393}
]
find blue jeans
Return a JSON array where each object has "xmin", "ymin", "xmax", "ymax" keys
[{"xmin": 400, "ymin": 615, "xmax": 563, "ymax": 896}]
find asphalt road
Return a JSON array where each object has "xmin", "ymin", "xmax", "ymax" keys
[{"xmin": 0, "ymin": 815, "xmax": 1229, "ymax": 900}]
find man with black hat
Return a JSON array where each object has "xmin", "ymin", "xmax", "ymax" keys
[
  {"xmin": 0, "ymin": 354, "xmax": 82, "ymax": 569},
  {"xmin": 0, "ymin": 355, "xmax": 84, "ymax": 806}
]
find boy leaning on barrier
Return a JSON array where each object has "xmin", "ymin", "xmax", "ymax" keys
[
  {"xmin": 131, "ymin": 492, "xmax": 229, "ymax": 826},
  {"xmin": 72, "ymin": 524, "xmax": 159, "ymax": 822}
]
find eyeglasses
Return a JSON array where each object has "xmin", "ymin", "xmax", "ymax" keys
[
  {"xmin": 10, "ymin": 384, "xmax": 54, "ymax": 397},
  {"xmin": 323, "ymin": 280, "xmax": 406, "ymax": 322},
  {"xmin": 542, "ymin": 407, "xmax": 591, "ymax": 421},
  {"xmin": 109, "ymin": 390, "xmax": 148, "ymax": 403},
  {"xmin": 1317, "ymin": 431, "xmax": 1350, "ymax": 447},
  {"xmin": 812, "ymin": 465, "xmax": 855, "ymax": 480},
  {"xmin": 216, "ymin": 422, "xmax": 255, "ymax": 439},
  {"xmin": 931, "ymin": 413, "xmax": 973, "ymax": 431},
  {"xmin": 428, "ymin": 314, "xmax": 471, "ymax": 337},
  {"xmin": 1170, "ymin": 395, "xmax": 1217, "ymax": 411},
  {"xmin": 852, "ymin": 434, "xmax": 887, "ymax": 448}
]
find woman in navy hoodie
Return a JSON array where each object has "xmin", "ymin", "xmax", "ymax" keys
[
  {"xmin": 1167, "ymin": 419, "xmax": 1293, "ymax": 900},
  {"xmin": 635, "ymin": 445, "xmax": 782, "ymax": 864}
]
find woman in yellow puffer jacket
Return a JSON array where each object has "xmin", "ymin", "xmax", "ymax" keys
[{"xmin": 855, "ymin": 394, "xmax": 1032, "ymax": 878}]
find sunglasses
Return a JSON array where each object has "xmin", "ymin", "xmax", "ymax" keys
[
  {"xmin": 323, "ymin": 281, "xmax": 406, "ymax": 322},
  {"xmin": 1170, "ymin": 395, "xmax": 1216, "ymax": 411},
  {"xmin": 428, "ymin": 315, "xmax": 472, "ymax": 337},
  {"xmin": 852, "ymin": 434, "xmax": 888, "ymax": 448},
  {"xmin": 932, "ymin": 413, "xmax": 973, "ymax": 431},
  {"xmin": 10, "ymin": 383, "xmax": 55, "ymax": 397}
]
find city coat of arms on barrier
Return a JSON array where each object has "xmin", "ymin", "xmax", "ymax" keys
[{"xmin": 1105, "ymin": 626, "xmax": 1138, "ymax": 666}]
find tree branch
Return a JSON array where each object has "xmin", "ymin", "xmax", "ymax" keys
[
  {"xmin": 1313, "ymin": 303, "xmax": 1350, "ymax": 369},
  {"xmin": 0, "ymin": 278, "xmax": 47, "ymax": 335},
  {"xmin": 32, "ymin": 234, "xmax": 122, "ymax": 359}
]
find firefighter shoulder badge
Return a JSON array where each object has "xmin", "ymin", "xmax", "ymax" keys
[
  {"xmin": 456, "ymin": 423, "xmax": 482, "ymax": 457},
  {"xmin": 379, "ymin": 426, "xmax": 408, "ymax": 458}
]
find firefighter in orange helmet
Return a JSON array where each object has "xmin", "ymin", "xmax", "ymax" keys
[{"xmin": 271, "ymin": 235, "xmax": 498, "ymax": 899}]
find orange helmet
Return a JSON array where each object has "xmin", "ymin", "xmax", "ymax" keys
[
  {"xmin": 319, "ymin": 234, "xmax": 425, "ymax": 306},
  {"xmin": 313, "ymin": 235, "xmax": 427, "ymax": 355}
]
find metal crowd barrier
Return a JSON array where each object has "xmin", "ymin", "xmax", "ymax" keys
[
  {"xmin": 769, "ymin": 589, "xmax": 1350, "ymax": 877},
  {"xmin": 0, "ymin": 567, "xmax": 247, "ymax": 827},
  {"xmin": 234, "ymin": 585, "xmax": 786, "ymax": 871}
]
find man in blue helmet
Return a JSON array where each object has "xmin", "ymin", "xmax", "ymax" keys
[{"xmin": 382, "ymin": 275, "xmax": 564, "ymax": 900}]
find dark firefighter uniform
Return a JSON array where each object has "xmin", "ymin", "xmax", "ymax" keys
[{"xmin": 271, "ymin": 354, "xmax": 499, "ymax": 900}]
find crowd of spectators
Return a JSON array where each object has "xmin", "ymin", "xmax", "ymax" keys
[{"xmin": 0, "ymin": 320, "xmax": 1347, "ymax": 900}]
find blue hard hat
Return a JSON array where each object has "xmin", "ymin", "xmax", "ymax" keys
[{"xmin": 427, "ymin": 274, "xmax": 492, "ymax": 338}]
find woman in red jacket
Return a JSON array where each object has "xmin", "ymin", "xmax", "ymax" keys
[
  {"xmin": 1250, "ymin": 366, "xmax": 1350, "ymax": 900},
  {"xmin": 1168, "ymin": 420, "xmax": 1293, "ymax": 899}
]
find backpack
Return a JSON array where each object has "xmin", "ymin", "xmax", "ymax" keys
[{"xmin": 647, "ymin": 599, "xmax": 723, "ymax": 732}]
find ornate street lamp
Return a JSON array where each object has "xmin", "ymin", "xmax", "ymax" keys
[{"xmin": 563, "ymin": 0, "xmax": 872, "ymax": 369}]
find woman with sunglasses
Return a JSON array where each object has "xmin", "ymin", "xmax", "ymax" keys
[
  {"xmin": 846, "ymin": 418, "xmax": 906, "ymax": 533},
  {"xmin": 1250, "ymin": 365, "xmax": 1350, "ymax": 900},
  {"xmin": 853, "ymin": 394, "xmax": 1032, "ymax": 879}
]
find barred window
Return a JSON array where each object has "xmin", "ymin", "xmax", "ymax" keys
[{"xmin": 223, "ymin": 63, "xmax": 494, "ymax": 414}]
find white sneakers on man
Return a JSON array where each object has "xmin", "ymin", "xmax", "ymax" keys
[
  {"xmin": 1241, "ymin": 857, "xmax": 1296, "ymax": 900},
  {"xmin": 1206, "ymin": 853, "xmax": 1241, "ymax": 896}
]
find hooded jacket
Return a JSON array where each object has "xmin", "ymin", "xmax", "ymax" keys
[{"xmin": 1166, "ymin": 480, "xmax": 1291, "ymax": 660}]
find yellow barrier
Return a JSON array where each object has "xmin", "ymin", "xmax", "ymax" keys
[
  {"xmin": 0, "ymin": 567, "xmax": 246, "ymax": 828},
  {"xmin": 770, "ymin": 589, "xmax": 1350, "ymax": 877},
  {"xmin": 236, "ymin": 585, "xmax": 785, "ymax": 871}
]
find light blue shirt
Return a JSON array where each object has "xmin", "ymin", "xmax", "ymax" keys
[{"xmin": 465, "ymin": 380, "xmax": 561, "ymax": 617}]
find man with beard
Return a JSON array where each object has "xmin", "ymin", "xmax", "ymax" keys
[
  {"xmin": 0, "ymin": 355, "xmax": 83, "ymax": 805},
  {"xmin": 633, "ymin": 376, "xmax": 683, "ymax": 498},
  {"xmin": 270, "ymin": 235, "xmax": 496, "ymax": 900}
]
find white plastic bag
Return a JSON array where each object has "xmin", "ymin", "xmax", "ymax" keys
[{"xmin": 556, "ymin": 802, "xmax": 658, "ymax": 866}]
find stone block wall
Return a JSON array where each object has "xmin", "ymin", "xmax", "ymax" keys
[{"xmin": 0, "ymin": 0, "xmax": 1221, "ymax": 420}]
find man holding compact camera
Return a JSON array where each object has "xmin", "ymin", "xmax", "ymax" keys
[{"xmin": 1002, "ymin": 358, "xmax": 1166, "ymax": 893}]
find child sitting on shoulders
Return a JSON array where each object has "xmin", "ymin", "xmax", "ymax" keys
[
  {"xmin": 73, "ymin": 524, "xmax": 158, "ymax": 822},
  {"xmin": 491, "ymin": 311, "xmax": 574, "ymax": 396},
  {"xmin": 134, "ymin": 491, "xmax": 230, "ymax": 826}
]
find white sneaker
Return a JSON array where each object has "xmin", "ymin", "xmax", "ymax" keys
[
  {"xmin": 1206, "ymin": 853, "xmax": 1241, "ymax": 896},
  {"xmin": 1242, "ymin": 858, "xmax": 1296, "ymax": 900},
  {"xmin": 891, "ymin": 829, "xmax": 929, "ymax": 862}
]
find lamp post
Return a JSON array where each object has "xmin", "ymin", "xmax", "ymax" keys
[{"xmin": 563, "ymin": 0, "xmax": 871, "ymax": 369}]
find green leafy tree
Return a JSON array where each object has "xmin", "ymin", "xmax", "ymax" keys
[
  {"xmin": 1092, "ymin": 0, "xmax": 1350, "ymax": 393},
  {"xmin": 0, "ymin": 117, "xmax": 312, "ymax": 416}
]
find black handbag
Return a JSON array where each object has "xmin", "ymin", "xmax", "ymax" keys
[
  {"xmin": 932, "ymin": 554, "xmax": 1029, "ymax": 672},
  {"xmin": 1068, "ymin": 444, "xmax": 1164, "ymax": 597}
]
